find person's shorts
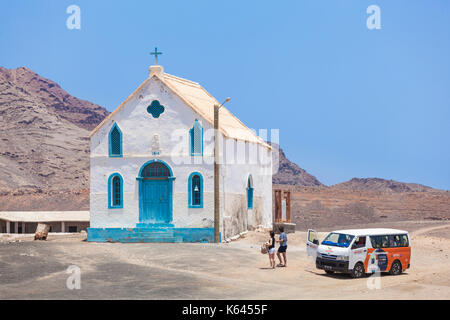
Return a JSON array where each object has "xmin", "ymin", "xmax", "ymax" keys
[
  {"xmin": 268, "ymin": 248, "xmax": 275, "ymax": 255},
  {"xmin": 278, "ymin": 245, "xmax": 287, "ymax": 253}
]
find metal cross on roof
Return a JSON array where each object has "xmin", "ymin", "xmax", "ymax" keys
[{"xmin": 150, "ymin": 47, "xmax": 162, "ymax": 65}]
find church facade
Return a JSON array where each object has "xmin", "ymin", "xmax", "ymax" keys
[{"xmin": 87, "ymin": 64, "xmax": 273, "ymax": 243}]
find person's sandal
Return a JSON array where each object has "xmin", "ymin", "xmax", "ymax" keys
[{"xmin": 277, "ymin": 264, "xmax": 284, "ymax": 267}]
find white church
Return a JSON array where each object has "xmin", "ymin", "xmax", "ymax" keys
[{"xmin": 87, "ymin": 56, "xmax": 273, "ymax": 243}]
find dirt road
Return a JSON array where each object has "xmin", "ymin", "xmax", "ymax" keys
[{"xmin": 0, "ymin": 221, "xmax": 449, "ymax": 299}]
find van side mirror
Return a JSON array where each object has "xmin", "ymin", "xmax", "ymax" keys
[{"xmin": 313, "ymin": 239, "xmax": 319, "ymax": 245}]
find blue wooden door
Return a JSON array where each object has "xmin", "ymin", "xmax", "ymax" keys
[{"xmin": 141, "ymin": 180, "xmax": 171, "ymax": 224}]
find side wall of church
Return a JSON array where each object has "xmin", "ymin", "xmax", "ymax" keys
[{"xmin": 221, "ymin": 138, "xmax": 273, "ymax": 240}]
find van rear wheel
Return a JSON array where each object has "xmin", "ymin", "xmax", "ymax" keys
[
  {"xmin": 350, "ymin": 262, "xmax": 365, "ymax": 278},
  {"xmin": 389, "ymin": 260, "xmax": 402, "ymax": 275}
]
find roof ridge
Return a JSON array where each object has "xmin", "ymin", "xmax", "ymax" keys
[
  {"xmin": 90, "ymin": 72, "xmax": 271, "ymax": 149},
  {"xmin": 164, "ymin": 73, "xmax": 270, "ymax": 149},
  {"xmin": 163, "ymin": 73, "xmax": 200, "ymax": 87},
  {"xmin": 196, "ymin": 84, "xmax": 269, "ymax": 147}
]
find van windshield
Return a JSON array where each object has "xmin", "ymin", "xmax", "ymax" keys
[{"xmin": 322, "ymin": 233, "xmax": 355, "ymax": 248}]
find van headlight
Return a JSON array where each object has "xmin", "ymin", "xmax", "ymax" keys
[
  {"xmin": 336, "ymin": 255, "xmax": 349, "ymax": 261},
  {"xmin": 316, "ymin": 253, "xmax": 322, "ymax": 258}
]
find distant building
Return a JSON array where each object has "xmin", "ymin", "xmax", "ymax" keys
[
  {"xmin": 0, "ymin": 211, "xmax": 89, "ymax": 234},
  {"xmin": 88, "ymin": 63, "xmax": 273, "ymax": 243}
]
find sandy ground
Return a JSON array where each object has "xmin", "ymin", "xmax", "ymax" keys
[{"xmin": 0, "ymin": 220, "xmax": 449, "ymax": 300}]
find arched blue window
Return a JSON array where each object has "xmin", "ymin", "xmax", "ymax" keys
[
  {"xmin": 247, "ymin": 175, "xmax": 254, "ymax": 209},
  {"xmin": 109, "ymin": 123, "xmax": 123, "ymax": 157},
  {"xmin": 188, "ymin": 172, "xmax": 203, "ymax": 208},
  {"xmin": 108, "ymin": 173, "xmax": 123, "ymax": 209},
  {"xmin": 141, "ymin": 161, "xmax": 171, "ymax": 178},
  {"xmin": 189, "ymin": 119, "xmax": 203, "ymax": 156}
]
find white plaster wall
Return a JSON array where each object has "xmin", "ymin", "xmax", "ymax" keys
[
  {"xmin": 91, "ymin": 76, "xmax": 217, "ymax": 229},
  {"xmin": 90, "ymin": 75, "xmax": 272, "ymax": 236},
  {"xmin": 221, "ymin": 137, "xmax": 273, "ymax": 235}
]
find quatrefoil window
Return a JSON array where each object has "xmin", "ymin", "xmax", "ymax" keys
[{"xmin": 147, "ymin": 100, "xmax": 165, "ymax": 118}]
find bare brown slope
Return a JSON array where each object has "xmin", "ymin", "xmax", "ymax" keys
[
  {"xmin": 0, "ymin": 67, "xmax": 108, "ymax": 131},
  {"xmin": 275, "ymin": 185, "xmax": 450, "ymax": 230},
  {"xmin": 272, "ymin": 155, "xmax": 448, "ymax": 229},
  {"xmin": 0, "ymin": 67, "xmax": 109, "ymax": 205},
  {"xmin": 331, "ymin": 177, "xmax": 436, "ymax": 193}
]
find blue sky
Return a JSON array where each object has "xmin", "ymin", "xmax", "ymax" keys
[{"xmin": 1, "ymin": 0, "xmax": 449, "ymax": 189}]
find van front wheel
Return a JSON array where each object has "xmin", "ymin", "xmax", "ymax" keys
[
  {"xmin": 389, "ymin": 260, "xmax": 402, "ymax": 275},
  {"xmin": 350, "ymin": 262, "xmax": 365, "ymax": 278}
]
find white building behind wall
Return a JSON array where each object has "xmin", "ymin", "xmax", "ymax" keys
[{"xmin": 88, "ymin": 63, "xmax": 272, "ymax": 242}]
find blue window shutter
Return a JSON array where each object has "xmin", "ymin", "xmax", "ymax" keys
[
  {"xmin": 190, "ymin": 120, "xmax": 203, "ymax": 156},
  {"xmin": 190, "ymin": 127, "xmax": 194, "ymax": 155},
  {"xmin": 247, "ymin": 176, "xmax": 253, "ymax": 209},
  {"xmin": 109, "ymin": 123, "xmax": 123, "ymax": 157},
  {"xmin": 247, "ymin": 188, "xmax": 253, "ymax": 209}
]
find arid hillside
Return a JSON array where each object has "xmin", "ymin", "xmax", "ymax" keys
[
  {"xmin": 0, "ymin": 67, "xmax": 108, "ymax": 205},
  {"xmin": 331, "ymin": 177, "xmax": 435, "ymax": 193},
  {"xmin": 274, "ymin": 184, "xmax": 450, "ymax": 229},
  {"xmin": 272, "ymin": 154, "xmax": 449, "ymax": 229}
]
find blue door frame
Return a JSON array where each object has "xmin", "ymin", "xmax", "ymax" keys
[{"xmin": 137, "ymin": 160, "xmax": 175, "ymax": 225}]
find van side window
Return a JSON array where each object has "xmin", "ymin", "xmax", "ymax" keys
[
  {"xmin": 370, "ymin": 235, "xmax": 389, "ymax": 248},
  {"xmin": 399, "ymin": 234, "xmax": 409, "ymax": 247},
  {"xmin": 389, "ymin": 234, "xmax": 409, "ymax": 247},
  {"xmin": 370, "ymin": 234, "xmax": 409, "ymax": 248},
  {"xmin": 352, "ymin": 236, "xmax": 366, "ymax": 249},
  {"xmin": 389, "ymin": 235, "xmax": 399, "ymax": 247}
]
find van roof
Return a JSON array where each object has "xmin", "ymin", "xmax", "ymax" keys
[{"xmin": 331, "ymin": 228, "xmax": 408, "ymax": 236}]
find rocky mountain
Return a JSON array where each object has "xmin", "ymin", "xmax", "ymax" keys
[
  {"xmin": 271, "ymin": 143, "xmax": 324, "ymax": 187},
  {"xmin": 271, "ymin": 144, "xmax": 441, "ymax": 193},
  {"xmin": 0, "ymin": 67, "xmax": 108, "ymax": 131},
  {"xmin": 331, "ymin": 177, "xmax": 436, "ymax": 193},
  {"xmin": 0, "ymin": 66, "xmax": 109, "ymax": 197}
]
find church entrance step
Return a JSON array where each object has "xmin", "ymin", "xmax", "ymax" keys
[{"xmin": 87, "ymin": 227, "xmax": 215, "ymax": 243}]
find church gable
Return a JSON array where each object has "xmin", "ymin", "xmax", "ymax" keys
[
  {"xmin": 90, "ymin": 74, "xmax": 212, "ymax": 157},
  {"xmin": 90, "ymin": 66, "xmax": 270, "ymax": 149}
]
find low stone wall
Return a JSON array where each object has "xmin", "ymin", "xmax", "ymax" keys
[{"xmin": 273, "ymin": 222, "xmax": 296, "ymax": 234}]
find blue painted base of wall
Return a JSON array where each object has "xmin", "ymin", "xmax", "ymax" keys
[{"xmin": 87, "ymin": 226, "xmax": 218, "ymax": 243}]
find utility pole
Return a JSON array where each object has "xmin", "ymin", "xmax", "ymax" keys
[
  {"xmin": 214, "ymin": 98, "xmax": 230, "ymax": 243},
  {"xmin": 214, "ymin": 104, "xmax": 220, "ymax": 243}
]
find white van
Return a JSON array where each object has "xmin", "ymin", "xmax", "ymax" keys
[{"xmin": 307, "ymin": 228, "xmax": 411, "ymax": 278}]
